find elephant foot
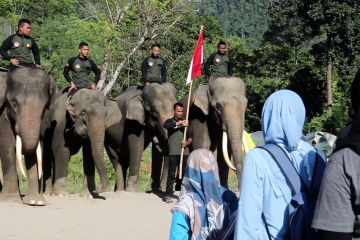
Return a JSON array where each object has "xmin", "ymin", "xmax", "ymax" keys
[
  {"xmin": 126, "ymin": 184, "xmax": 140, "ymax": 193},
  {"xmin": 96, "ymin": 184, "xmax": 109, "ymax": 193},
  {"xmin": 23, "ymin": 194, "xmax": 47, "ymax": 206},
  {"xmin": 0, "ymin": 192, "xmax": 22, "ymax": 203},
  {"xmin": 114, "ymin": 189, "xmax": 125, "ymax": 194},
  {"xmin": 80, "ymin": 189, "xmax": 93, "ymax": 199},
  {"xmin": 51, "ymin": 189, "xmax": 70, "ymax": 198}
]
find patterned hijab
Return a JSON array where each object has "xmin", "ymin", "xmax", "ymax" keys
[{"xmin": 171, "ymin": 149, "xmax": 238, "ymax": 240}]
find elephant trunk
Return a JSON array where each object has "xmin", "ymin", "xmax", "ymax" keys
[
  {"xmin": 88, "ymin": 116, "xmax": 109, "ymax": 189},
  {"xmin": 158, "ymin": 115, "xmax": 170, "ymax": 140},
  {"xmin": 17, "ymin": 107, "xmax": 43, "ymax": 153},
  {"xmin": 224, "ymin": 112, "xmax": 245, "ymax": 185}
]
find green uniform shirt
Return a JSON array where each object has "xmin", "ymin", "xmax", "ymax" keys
[
  {"xmin": 141, "ymin": 56, "xmax": 167, "ymax": 84},
  {"xmin": 164, "ymin": 117, "xmax": 192, "ymax": 156},
  {"xmin": 63, "ymin": 56, "xmax": 101, "ymax": 89},
  {"xmin": 0, "ymin": 33, "xmax": 40, "ymax": 65},
  {"xmin": 204, "ymin": 52, "xmax": 233, "ymax": 77}
]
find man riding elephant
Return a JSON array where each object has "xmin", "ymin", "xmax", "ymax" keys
[
  {"xmin": 0, "ymin": 18, "xmax": 41, "ymax": 71},
  {"xmin": 63, "ymin": 41, "xmax": 101, "ymax": 94},
  {"xmin": 141, "ymin": 43, "xmax": 167, "ymax": 85}
]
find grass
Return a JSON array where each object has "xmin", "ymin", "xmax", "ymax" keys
[{"xmin": 18, "ymin": 147, "xmax": 239, "ymax": 194}]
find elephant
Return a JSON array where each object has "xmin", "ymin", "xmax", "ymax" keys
[
  {"xmin": 186, "ymin": 77, "xmax": 247, "ymax": 188},
  {"xmin": 0, "ymin": 67, "xmax": 57, "ymax": 205},
  {"xmin": 43, "ymin": 89, "xmax": 116, "ymax": 197},
  {"xmin": 104, "ymin": 83, "xmax": 177, "ymax": 192}
]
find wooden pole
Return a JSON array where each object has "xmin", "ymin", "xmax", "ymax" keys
[
  {"xmin": 179, "ymin": 79, "xmax": 193, "ymax": 179},
  {"xmin": 179, "ymin": 25, "xmax": 203, "ymax": 179}
]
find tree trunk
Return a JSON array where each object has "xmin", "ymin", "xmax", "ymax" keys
[{"xmin": 326, "ymin": 56, "xmax": 333, "ymax": 111}]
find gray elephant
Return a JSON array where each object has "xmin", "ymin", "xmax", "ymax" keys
[
  {"xmin": 186, "ymin": 77, "xmax": 247, "ymax": 188},
  {"xmin": 105, "ymin": 83, "xmax": 177, "ymax": 192},
  {"xmin": 0, "ymin": 68, "xmax": 57, "ymax": 205},
  {"xmin": 43, "ymin": 89, "xmax": 116, "ymax": 197}
]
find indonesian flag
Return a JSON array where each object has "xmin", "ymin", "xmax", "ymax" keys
[{"xmin": 186, "ymin": 26, "xmax": 204, "ymax": 84}]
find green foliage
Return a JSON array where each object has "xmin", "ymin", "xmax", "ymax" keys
[{"xmin": 200, "ymin": 0, "xmax": 270, "ymax": 48}]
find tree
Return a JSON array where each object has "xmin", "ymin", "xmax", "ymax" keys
[{"xmin": 266, "ymin": 0, "xmax": 360, "ymax": 111}]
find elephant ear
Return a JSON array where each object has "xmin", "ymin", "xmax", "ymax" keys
[
  {"xmin": 105, "ymin": 99, "xmax": 122, "ymax": 128},
  {"xmin": 46, "ymin": 73, "xmax": 58, "ymax": 110},
  {"xmin": 193, "ymin": 84, "xmax": 210, "ymax": 115},
  {"xmin": 126, "ymin": 94, "xmax": 145, "ymax": 124},
  {"xmin": 0, "ymin": 71, "xmax": 8, "ymax": 109},
  {"xmin": 66, "ymin": 97, "xmax": 76, "ymax": 122}
]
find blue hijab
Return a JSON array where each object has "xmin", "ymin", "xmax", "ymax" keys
[{"xmin": 262, "ymin": 90, "xmax": 305, "ymax": 150}]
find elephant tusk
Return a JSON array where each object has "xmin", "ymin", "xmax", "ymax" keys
[
  {"xmin": 16, "ymin": 135, "xmax": 27, "ymax": 178},
  {"xmin": 222, "ymin": 131, "xmax": 236, "ymax": 171},
  {"xmin": 36, "ymin": 142, "xmax": 42, "ymax": 180}
]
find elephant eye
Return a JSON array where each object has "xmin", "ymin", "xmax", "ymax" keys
[
  {"xmin": 10, "ymin": 100, "xmax": 18, "ymax": 109},
  {"xmin": 216, "ymin": 103, "xmax": 222, "ymax": 111}
]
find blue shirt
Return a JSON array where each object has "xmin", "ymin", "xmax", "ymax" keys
[
  {"xmin": 235, "ymin": 141, "xmax": 316, "ymax": 240},
  {"xmin": 169, "ymin": 211, "xmax": 190, "ymax": 240}
]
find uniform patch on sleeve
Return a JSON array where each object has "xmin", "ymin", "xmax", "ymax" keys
[{"xmin": 14, "ymin": 42, "xmax": 20, "ymax": 47}]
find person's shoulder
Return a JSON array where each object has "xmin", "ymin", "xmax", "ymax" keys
[
  {"xmin": 143, "ymin": 56, "xmax": 151, "ymax": 61},
  {"xmin": 3, "ymin": 34, "xmax": 16, "ymax": 42},
  {"xmin": 65, "ymin": 56, "xmax": 78, "ymax": 65},
  {"xmin": 164, "ymin": 117, "xmax": 175, "ymax": 124},
  {"xmin": 87, "ymin": 58, "xmax": 97, "ymax": 64},
  {"xmin": 244, "ymin": 147, "xmax": 270, "ymax": 168},
  {"xmin": 330, "ymin": 148, "xmax": 360, "ymax": 163}
]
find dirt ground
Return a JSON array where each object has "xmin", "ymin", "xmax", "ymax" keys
[{"xmin": 0, "ymin": 192, "xmax": 173, "ymax": 240}]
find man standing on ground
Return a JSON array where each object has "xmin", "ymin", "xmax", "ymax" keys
[
  {"xmin": 0, "ymin": 18, "xmax": 41, "ymax": 70},
  {"xmin": 141, "ymin": 43, "xmax": 167, "ymax": 84},
  {"xmin": 63, "ymin": 42, "xmax": 101, "ymax": 93},
  {"xmin": 163, "ymin": 102, "xmax": 192, "ymax": 203},
  {"xmin": 204, "ymin": 40, "xmax": 233, "ymax": 80}
]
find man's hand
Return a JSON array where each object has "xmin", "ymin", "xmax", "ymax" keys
[
  {"xmin": 69, "ymin": 81, "xmax": 77, "ymax": 91},
  {"xmin": 90, "ymin": 83, "xmax": 96, "ymax": 89},
  {"xmin": 182, "ymin": 120, "xmax": 189, "ymax": 127},
  {"xmin": 181, "ymin": 138, "xmax": 192, "ymax": 148},
  {"xmin": 10, "ymin": 58, "xmax": 19, "ymax": 65},
  {"xmin": 35, "ymin": 64, "xmax": 42, "ymax": 68},
  {"xmin": 177, "ymin": 120, "xmax": 188, "ymax": 127}
]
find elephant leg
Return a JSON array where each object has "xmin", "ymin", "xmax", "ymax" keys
[
  {"xmin": 126, "ymin": 130, "xmax": 144, "ymax": 192},
  {"xmin": 42, "ymin": 130, "xmax": 54, "ymax": 195},
  {"xmin": 81, "ymin": 141, "xmax": 96, "ymax": 198},
  {"xmin": 0, "ymin": 115, "xmax": 20, "ymax": 202},
  {"xmin": 160, "ymin": 155, "xmax": 169, "ymax": 192},
  {"xmin": 151, "ymin": 144, "xmax": 164, "ymax": 192},
  {"xmin": 217, "ymin": 142, "xmax": 230, "ymax": 188},
  {"xmin": 22, "ymin": 152, "xmax": 46, "ymax": 206},
  {"xmin": 105, "ymin": 144, "xmax": 125, "ymax": 192},
  {"xmin": 52, "ymin": 128, "xmax": 72, "ymax": 197}
]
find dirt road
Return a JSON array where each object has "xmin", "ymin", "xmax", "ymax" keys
[{"xmin": 0, "ymin": 192, "xmax": 173, "ymax": 240}]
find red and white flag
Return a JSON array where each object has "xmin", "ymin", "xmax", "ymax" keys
[{"xmin": 186, "ymin": 26, "xmax": 204, "ymax": 84}]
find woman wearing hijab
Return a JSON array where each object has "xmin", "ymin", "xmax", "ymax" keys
[
  {"xmin": 311, "ymin": 74, "xmax": 360, "ymax": 240},
  {"xmin": 234, "ymin": 90, "xmax": 324, "ymax": 239},
  {"xmin": 169, "ymin": 149, "xmax": 238, "ymax": 240}
]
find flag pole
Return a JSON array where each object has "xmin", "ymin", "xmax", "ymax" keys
[
  {"xmin": 179, "ymin": 80, "xmax": 193, "ymax": 178},
  {"xmin": 179, "ymin": 25, "xmax": 204, "ymax": 179}
]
